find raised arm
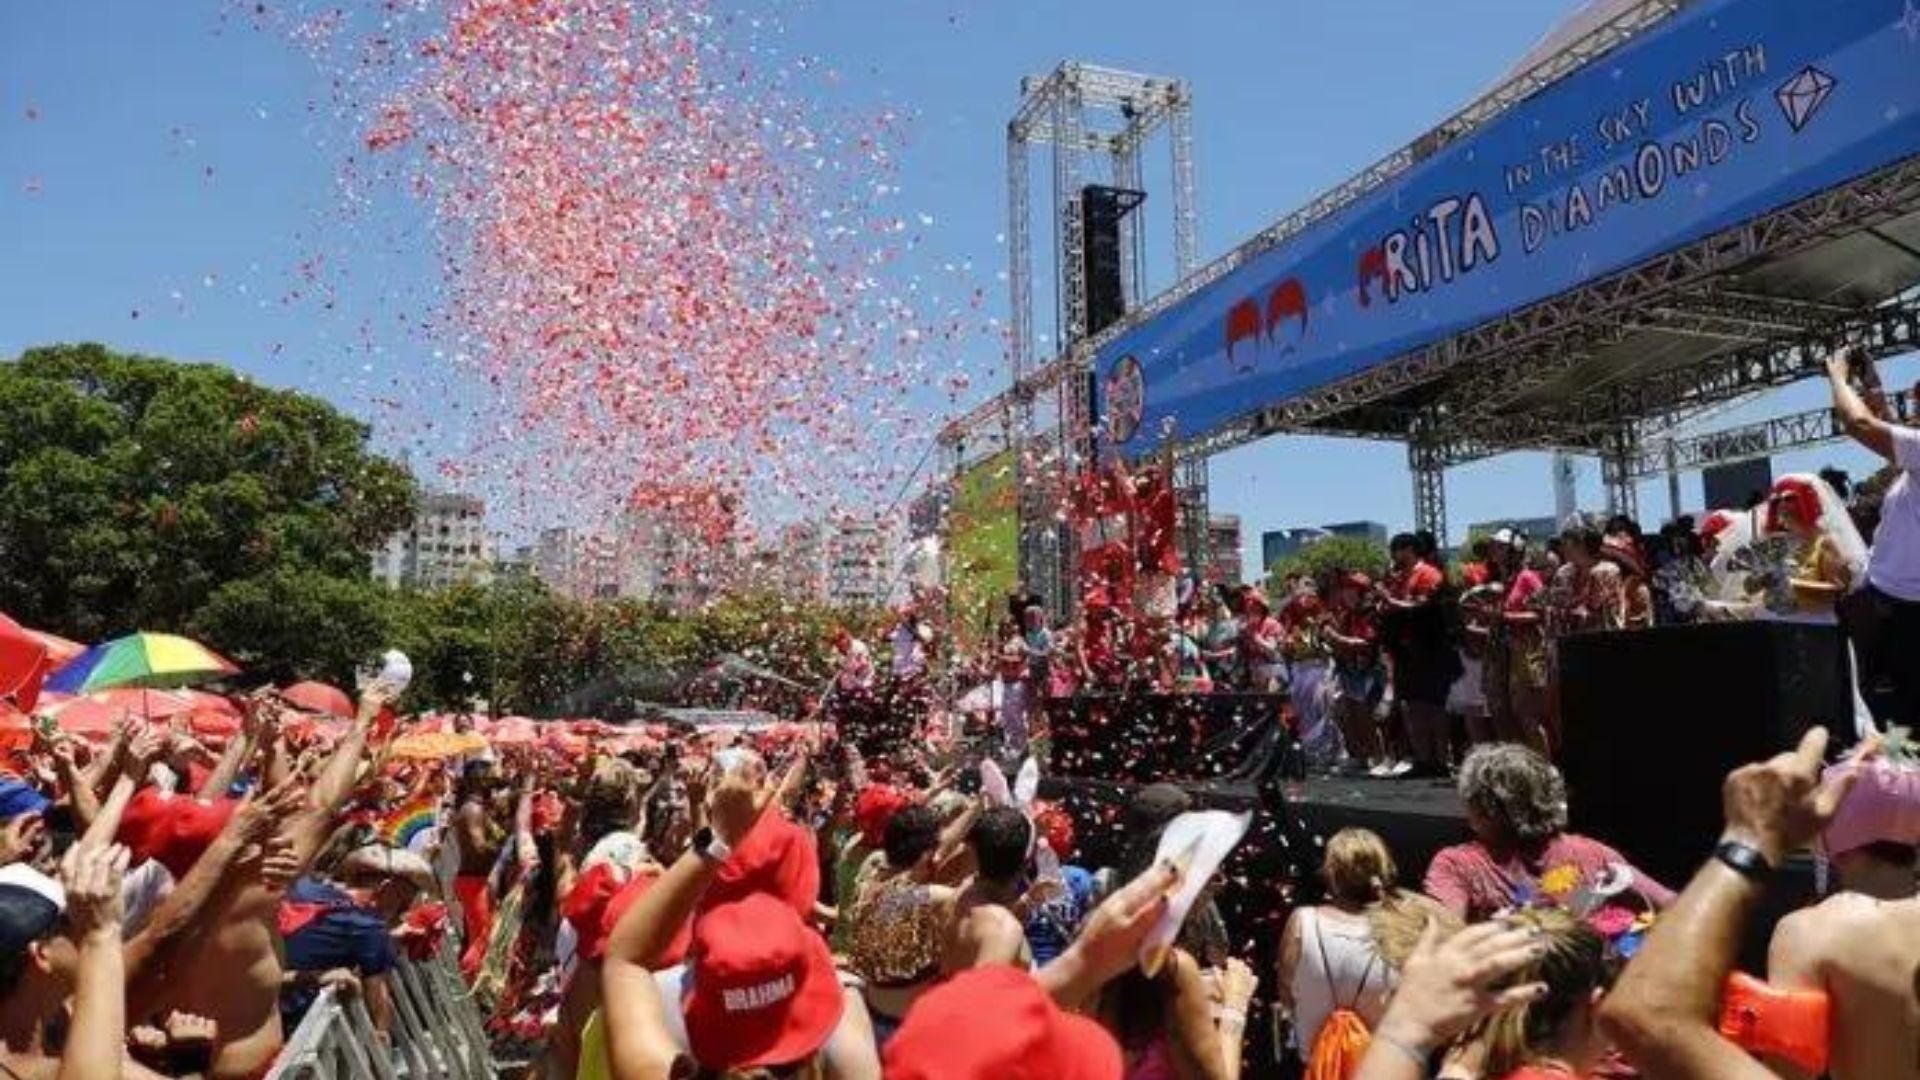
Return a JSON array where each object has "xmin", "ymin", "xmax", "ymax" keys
[
  {"xmin": 283, "ymin": 682, "xmax": 392, "ymax": 866},
  {"xmin": 124, "ymin": 781, "xmax": 303, "ymax": 995},
  {"xmin": 56, "ymin": 843, "xmax": 132, "ymax": 1080},
  {"xmin": 602, "ymin": 769, "xmax": 773, "ymax": 1080},
  {"xmin": 1827, "ymin": 346, "xmax": 1897, "ymax": 461},
  {"xmin": 1598, "ymin": 728, "xmax": 1858, "ymax": 1080}
]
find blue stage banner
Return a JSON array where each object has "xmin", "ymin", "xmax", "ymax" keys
[{"xmin": 1097, "ymin": 0, "xmax": 1920, "ymax": 454}]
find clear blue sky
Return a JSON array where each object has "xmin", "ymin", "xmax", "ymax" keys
[{"xmin": 4, "ymin": 1, "xmax": 1912, "ymax": 570}]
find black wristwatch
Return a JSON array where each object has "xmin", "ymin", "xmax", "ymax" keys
[{"xmin": 1713, "ymin": 839, "xmax": 1774, "ymax": 881}]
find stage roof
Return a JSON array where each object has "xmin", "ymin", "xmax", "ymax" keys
[{"xmin": 1077, "ymin": 0, "xmax": 1920, "ymax": 470}]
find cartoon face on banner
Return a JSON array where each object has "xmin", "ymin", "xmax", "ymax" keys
[
  {"xmin": 1103, "ymin": 354, "xmax": 1145, "ymax": 444},
  {"xmin": 1092, "ymin": 0, "xmax": 1920, "ymax": 458}
]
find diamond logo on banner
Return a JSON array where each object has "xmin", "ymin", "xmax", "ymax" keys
[{"xmin": 1775, "ymin": 66, "xmax": 1838, "ymax": 132}]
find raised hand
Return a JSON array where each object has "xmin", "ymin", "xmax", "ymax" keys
[
  {"xmin": 231, "ymin": 779, "xmax": 308, "ymax": 844},
  {"xmin": 1720, "ymin": 726, "xmax": 1862, "ymax": 863},
  {"xmin": 255, "ymin": 833, "xmax": 303, "ymax": 893},
  {"xmin": 60, "ymin": 842, "xmax": 131, "ymax": 939},
  {"xmin": 1057, "ymin": 860, "xmax": 1179, "ymax": 990},
  {"xmin": 125, "ymin": 724, "xmax": 167, "ymax": 784},
  {"xmin": 1372, "ymin": 917, "xmax": 1547, "ymax": 1058},
  {"xmin": 707, "ymin": 766, "xmax": 776, "ymax": 847}
]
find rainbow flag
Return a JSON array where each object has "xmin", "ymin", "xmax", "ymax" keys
[{"xmin": 380, "ymin": 792, "xmax": 442, "ymax": 851}]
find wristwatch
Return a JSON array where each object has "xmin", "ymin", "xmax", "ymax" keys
[
  {"xmin": 692, "ymin": 826, "xmax": 731, "ymax": 864},
  {"xmin": 1713, "ymin": 839, "xmax": 1774, "ymax": 881}
]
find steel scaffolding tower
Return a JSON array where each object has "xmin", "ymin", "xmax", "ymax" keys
[{"xmin": 998, "ymin": 62, "xmax": 1199, "ymax": 608}]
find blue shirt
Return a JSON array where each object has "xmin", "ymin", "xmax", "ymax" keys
[
  {"xmin": 278, "ymin": 877, "xmax": 396, "ymax": 1026},
  {"xmin": 1024, "ymin": 866, "xmax": 1094, "ymax": 966}
]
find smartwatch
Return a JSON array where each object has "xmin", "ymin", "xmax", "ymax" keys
[
  {"xmin": 693, "ymin": 826, "xmax": 731, "ymax": 864},
  {"xmin": 1713, "ymin": 839, "xmax": 1774, "ymax": 881}
]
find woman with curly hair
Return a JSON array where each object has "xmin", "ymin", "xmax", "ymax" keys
[{"xmin": 1423, "ymin": 745, "xmax": 1674, "ymax": 922}]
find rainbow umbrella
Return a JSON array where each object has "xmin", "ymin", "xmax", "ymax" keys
[{"xmin": 45, "ymin": 633, "xmax": 239, "ymax": 695}]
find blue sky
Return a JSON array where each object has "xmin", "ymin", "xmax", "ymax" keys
[{"xmin": 4, "ymin": 1, "xmax": 1913, "ymax": 571}]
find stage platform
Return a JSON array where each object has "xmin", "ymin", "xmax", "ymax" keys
[{"xmin": 1284, "ymin": 775, "xmax": 1470, "ymax": 887}]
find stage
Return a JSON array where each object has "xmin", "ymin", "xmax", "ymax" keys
[{"xmin": 1283, "ymin": 775, "xmax": 1470, "ymax": 885}]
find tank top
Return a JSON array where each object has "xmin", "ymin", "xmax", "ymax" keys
[{"xmin": 1289, "ymin": 907, "xmax": 1390, "ymax": 1055}]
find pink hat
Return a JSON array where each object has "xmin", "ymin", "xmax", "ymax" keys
[{"xmin": 1822, "ymin": 759, "xmax": 1920, "ymax": 858}]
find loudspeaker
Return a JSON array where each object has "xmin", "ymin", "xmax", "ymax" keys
[
  {"xmin": 1558, "ymin": 621, "xmax": 1849, "ymax": 889},
  {"xmin": 1080, "ymin": 185, "xmax": 1143, "ymax": 336}
]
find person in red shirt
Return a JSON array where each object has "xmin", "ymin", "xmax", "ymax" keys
[{"xmin": 1323, "ymin": 573, "xmax": 1391, "ymax": 776}]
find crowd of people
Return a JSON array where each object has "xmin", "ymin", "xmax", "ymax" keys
[
  {"xmin": 0, "ymin": 659, "xmax": 1915, "ymax": 1080},
  {"xmin": 0, "ymin": 344, "xmax": 1912, "ymax": 1080},
  {"xmin": 923, "ymin": 344, "xmax": 1918, "ymax": 782}
]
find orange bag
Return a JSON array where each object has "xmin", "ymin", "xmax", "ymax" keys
[
  {"xmin": 1718, "ymin": 971, "xmax": 1830, "ymax": 1077},
  {"xmin": 1304, "ymin": 1007, "xmax": 1372, "ymax": 1080}
]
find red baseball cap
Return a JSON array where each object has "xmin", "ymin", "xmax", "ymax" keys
[
  {"xmin": 683, "ymin": 893, "xmax": 843, "ymax": 1070},
  {"xmin": 699, "ymin": 810, "xmax": 820, "ymax": 920},
  {"xmin": 883, "ymin": 966, "xmax": 1122, "ymax": 1080},
  {"xmin": 116, "ymin": 787, "xmax": 238, "ymax": 879}
]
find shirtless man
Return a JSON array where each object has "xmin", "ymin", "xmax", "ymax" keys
[
  {"xmin": 943, "ymin": 806, "xmax": 1032, "ymax": 973},
  {"xmin": 1600, "ymin": 728, "xmax": 1903, "ymax": 1080},
  {"xmin": 1764, "ymin": 755, "xmax": 1920, "ymax": 1080},
  {"xmin": 128, "ymin": 683, "xmax": 389, "ymax": 1080},
  {"xmin": 451, "ymin": 758, "xmax": 505, "ymax": 978}
]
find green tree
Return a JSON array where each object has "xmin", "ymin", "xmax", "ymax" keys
[
  {"xmin": 191, "ymin": 568, "xmax": 397, "ymax": 686},
  {"xmin": 1267, "ymin": 534, "xmax": 1390, "ymax": 593},
  {"xmin": 0, "ymin": 344, "xmax": 414, "ymax": 640}
]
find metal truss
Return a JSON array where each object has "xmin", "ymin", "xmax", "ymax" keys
[
  {"xmin": 1429, "ymin": 295, "xmax": 1920, "ymax": 465},
  {"xmin": 1408, "ymin": 413, "xmax": 1451, "ymax": 540},
  {"xmin": 1626, "ymin": 386, "xmax": 1920, "ymax": 480},
  {"xmin": 1175, "ymin": 455, "xmax": 1211, "ymax": 581},
  {"xmin": 1599, "ymin": 427, "xmax": 1640, "ymax": 520},
  {"xmin": 1238, "ymin": 155, "xmax": 1920, "ymax": 452},
  {"xmin": 1008, "ymin": 63, "xmax": 1197, "ymax": 379},
  {"xmin": 1073, "ymin": 0, "xmax": 1690, "ymax": 365}
]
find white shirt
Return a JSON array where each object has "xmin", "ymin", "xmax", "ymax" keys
[{"xmin": 1868, "ymin": 424, "xmax": 1920, "ymax": 602}]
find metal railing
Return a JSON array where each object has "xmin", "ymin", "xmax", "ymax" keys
[{"xmin": 268, "ymin": 945, "xmax": 495, "ymax": 1080}]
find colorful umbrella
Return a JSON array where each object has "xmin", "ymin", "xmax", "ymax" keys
[
  {"xmin": 46, "ymin": 634, "xmax": 238, "ymax": 695},
  {"xmin": 281, "ymin": 681, "xmax": 355, "ymax": 719}
]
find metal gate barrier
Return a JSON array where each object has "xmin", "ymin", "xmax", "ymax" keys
[{"xmin": 267, "ymin": 944, "xmax": 496, "ymax": 1080}]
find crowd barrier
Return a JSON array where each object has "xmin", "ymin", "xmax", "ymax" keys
[{"xmin": 267, "ymin": 943, "xmax": 496, "ymax": 1080}]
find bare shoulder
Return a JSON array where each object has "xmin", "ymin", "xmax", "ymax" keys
[{"xmin": 1769, "ymin": 893, "xmax": 1881, "ymax": 985}]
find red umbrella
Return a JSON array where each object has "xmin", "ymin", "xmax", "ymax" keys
[
  {"xmin": 281, "ymin": 681, "xmax": 355, "ymax": 719},
  {"xmin": 186, "ymin": 708, "xmax": 242, "ymax": 740},
  {"xmin": 0, "ymin": 624, "xmax": 48, "ymax": 713},
  {"xmin": 485, "ymin": 716, "xmax": 539, "ymax": 747},
  {"xmin": 0, "ymin": 613, "xmax": 83, "ymax": 672},
  {"xmin": 89, "ymin": 687, "xmax": 202, "ymax": 721}
]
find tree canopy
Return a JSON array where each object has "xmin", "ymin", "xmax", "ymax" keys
[
  {"xmin": 1, "ymin": 344, "xmax": 889, "ymax": 715},
  {"xmin": 0, "ymin": 344, "xmax": 414, "ymax": 642},
  {"xmin": 1266, "ymin": 534, "xmax": 1390, "ymax": 593}
]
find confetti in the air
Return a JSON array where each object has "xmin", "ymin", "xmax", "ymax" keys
[{"xmin": 240, "ymin": 0, "xmax": 994, "ymax": 540}]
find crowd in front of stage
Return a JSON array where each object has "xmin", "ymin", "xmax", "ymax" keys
[
  {"xmin": 0, "ymin": 350, "xmax": 1912, "ymax": 1080},
  {"xmin": 922, "ymin": 344, "xmax": 1919, "ymax": 782},
  {"xmin": 2, "ymin": 664, "xmax": 1914, "ymax": 1080}
]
